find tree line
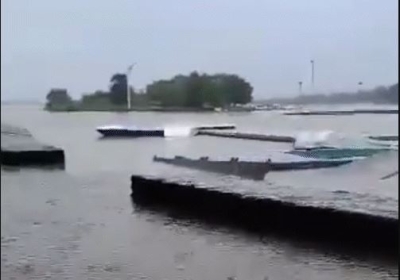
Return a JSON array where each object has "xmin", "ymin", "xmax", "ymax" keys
[
  {"xmin": 45, "ymin": 71, "xmax": 253, "ymax": 111},
  {"xmin": 263, "ymin": 83, "xmax": 398, "ymax": 105}
]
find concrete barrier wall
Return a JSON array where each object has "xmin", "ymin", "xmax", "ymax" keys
[
  {"xmin": 1, "ymin": 124, "xmax": 65, "ymax": 166},
  {"xmin": 131, "ymin": 175, "xmax": 398, "ymax": 257}
]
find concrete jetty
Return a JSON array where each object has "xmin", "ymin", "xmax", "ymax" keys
[
  {"xmin": 196, "ymin": 131, "xmax": 296, "ymax": 143},
  {"xmin": 1, "ymin": 124, "xmax": 65, "ymax": 166},
  {"xmin": 130, "ymin": 175, "xmax": 398, "ymax": 256}
]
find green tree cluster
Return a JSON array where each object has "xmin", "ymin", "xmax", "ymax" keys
[
  {"xmin": 109, "ymin": 73, "xmax": 128, "ymax": 105},
  {"xmin": 45, "ymin": 71, "xmax": 253, "ymax": 111},
  {"xmin": 45, "ymin": 88, "xmax": 75, "ymax": 110},
  {"xmin": 146, "ymin": 72, "xmax": 253, "ymax": 108}
]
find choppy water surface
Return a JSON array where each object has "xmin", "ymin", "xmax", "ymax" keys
[{"xmin": 1, "ymin": 105, "xmax": 398, "ymax": 279}]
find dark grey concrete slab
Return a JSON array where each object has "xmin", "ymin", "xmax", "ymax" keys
[
  {"xmin": 1, "ymin": 124, "xmax": 65, "ymax": 166},
  {"xmin": 131, "ymin": 174, "xmax": 398, "ymax": 258}
]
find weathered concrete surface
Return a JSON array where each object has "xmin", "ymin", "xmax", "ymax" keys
[
  {"xmin": 1, "ymin": 124, "xmax": 65, "ymax": 166},
  {"xmin": 196, "ymin": 130, "xmax": 296, "ymax": 143},
  {"xmin": 131, "ymin": 175, "xmax": 398, "ymax": 257}
]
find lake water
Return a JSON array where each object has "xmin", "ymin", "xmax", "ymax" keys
[{"xmin": 1, "ymin": 104, "xmax": 398, "ymax": 280}]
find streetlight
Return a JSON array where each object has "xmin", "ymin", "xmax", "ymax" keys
[
  {"xmin": 126, "ymin": 63, "xmax": 136, "ymax": 110},
  {"xmin": 298, "ymin": 81, "xmax": 303, "ymax": 95},
  {"xmin": 310, "ymin": 60, "xmax": 315, "ymax": 93},
  {"xmin": 357, "ymin": 81, "xmax": 363, "ymax": 92}
]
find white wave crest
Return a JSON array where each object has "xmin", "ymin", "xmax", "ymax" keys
[
  {"xmin": 294, "ymin": 130, "xmax": 336, "ymax": 149},
  {"xmin": 164, "ymin": 126, "xmax": 194, "ymax": 138}
]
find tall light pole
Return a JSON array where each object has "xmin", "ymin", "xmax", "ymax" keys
[
  {"xmin": 298, "ymin": 81, "xmax": 303, "ymax": 95},
  {"xmin": 310, "ymin": 59, "xmax": 315, "ymax": 93},
  {"xmin": 126, "ymin": 63, "xmax": 136, "ymax": 110},
  {"xmin": 358, "ymin": 81, "xmax": 363, "ymax": 92}
]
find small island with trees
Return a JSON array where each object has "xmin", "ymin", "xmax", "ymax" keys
[
  {"xmin": 45, "ymin": 71, "xmax": 253, "ymax": 112},
  {"xmin": 45, "ymin": 70, "xmax": 398, "ymax": 112}
]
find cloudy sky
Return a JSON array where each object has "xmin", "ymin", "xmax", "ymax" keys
[{"xmin": 1, "ymin": 0, "xmax": 398, "ymax": 101}]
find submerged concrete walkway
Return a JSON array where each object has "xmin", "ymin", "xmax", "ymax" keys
[
  {"xmin": 1, "ymin": 124, "xmax": 65, "ymax": 166},
  {"xmin": 131, "ymin": 174, "xmax": 398, "ymax": 257}
]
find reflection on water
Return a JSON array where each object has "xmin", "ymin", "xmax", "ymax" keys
[{"xmin": 131, "ymin": 196, "xmax": 397, "ymax": 262}]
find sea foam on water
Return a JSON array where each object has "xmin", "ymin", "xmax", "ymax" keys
[
  {"xmin": 164, "ymin": 126, "xmax": 194, "ymax": 138},
  {"xmin": 294, "ymin": 130, "xmax": 336, "ymax": 148}
]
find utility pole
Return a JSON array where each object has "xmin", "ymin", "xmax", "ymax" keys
[{"xmin": 126, "ymin": 63, "xmax": 136, "ymax": 111}]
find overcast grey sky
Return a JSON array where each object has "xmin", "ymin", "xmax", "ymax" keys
[{"xmin": 1, "ymin": 0, "xmax": 398, "ymax": 101}]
